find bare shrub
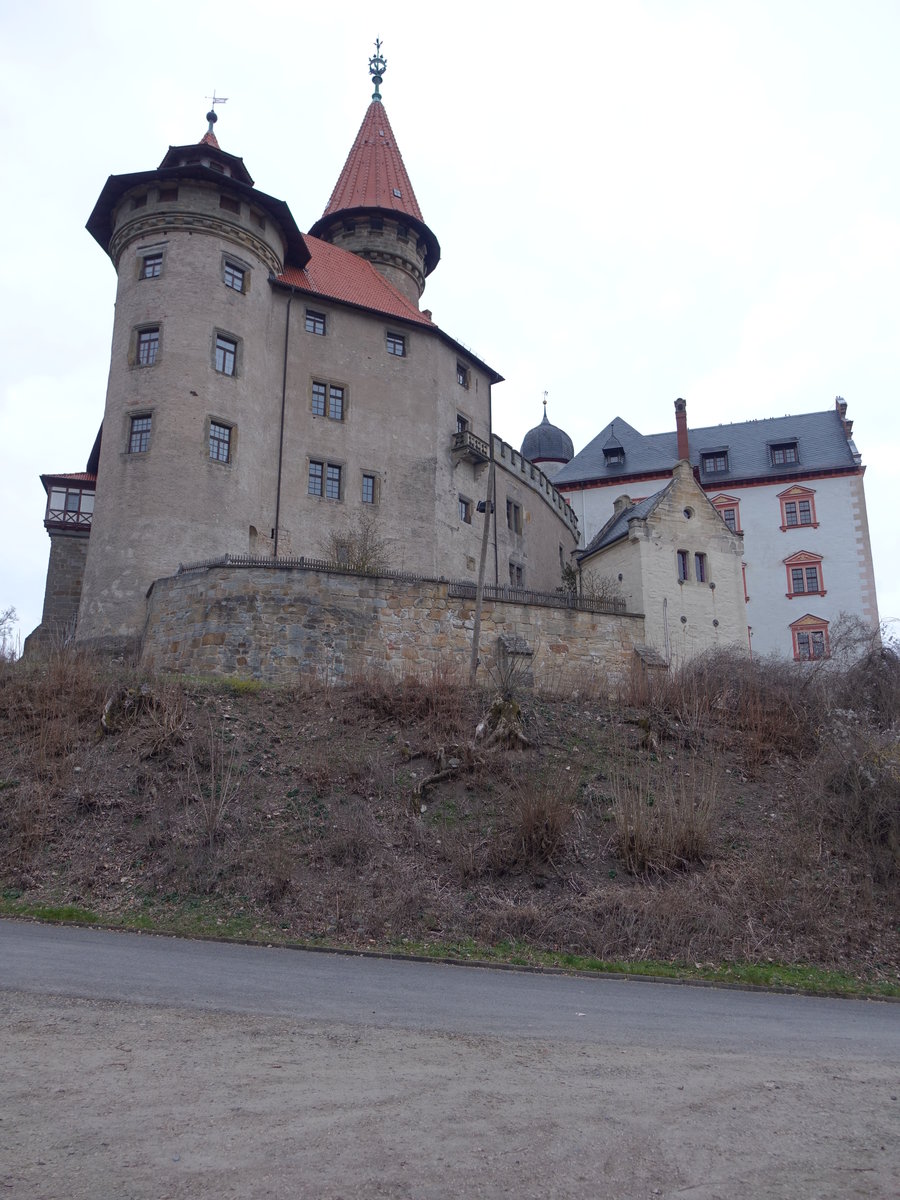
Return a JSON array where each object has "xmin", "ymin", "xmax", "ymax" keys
[
  {"xmin": 186, "ymin": 717, "xmax": 242, "ymax": 848},
  {"xmin": 816, "ymin": 728, "xmax": 900, "ymax": 882},
  {"xmin": 486, "ymin": 776, "xmax": 574, "ymax": 873},
  {"xmin": 612, "ymin": 752, "xmax": 717, "ymax": 875},
  {"xmin": 0, "ymin": 606, "xmax": 18, "ymax": 663},
  {"xmin": 320, "ymin": 510, "xmax": 392, "ymax": 574}
]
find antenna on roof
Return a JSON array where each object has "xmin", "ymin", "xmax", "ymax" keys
[
  {"xmin": 204, "ymin": 91, "xmax": 228, "ymax": 134},
  {"xmin": 369, "ymin": 38, "xmax": 387, "ymax": 101}
]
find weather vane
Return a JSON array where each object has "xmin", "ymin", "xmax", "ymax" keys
[
  {"xmin": 204, "ymin": 91, "xmax": 229, "ymax": 133},
  {"xmin": 369, "ymin": 38, "xmax": 387, "ymax": 101}
]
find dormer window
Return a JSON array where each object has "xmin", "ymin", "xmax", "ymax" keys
[
  {"xmin": 702, "ymin": 450, "xmax": 729, "ymax": 473},
  {"xmin": 770, "ymin": 440, "xmax": 799, "ymax": 466},
  {"xmin": 603, "ymin": 446, "xmax": 624, "ymax": 465}
]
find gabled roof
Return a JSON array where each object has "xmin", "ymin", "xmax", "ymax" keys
[
  {"xmin": 319, "ymin": 100, "xmax": 424, "ymax": 222},
  {"xmin": 578, "ymin": 485, "xmax": 672, "ymax": 559},
  {"xmin": 556, "ymin": 408, "xmax": 861, "ymax": 488},
  {"xmin": 277, "ymin": 235, "xmax": 435, "ymax": 326},
  {"xmin": 275, "ymin": 236, "xmax": 503, "ymax": 383}
]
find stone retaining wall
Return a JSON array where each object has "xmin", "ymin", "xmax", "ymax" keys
[{"xmin": 142, "ymin": 565, "xmax": 646, "ymax": 686}]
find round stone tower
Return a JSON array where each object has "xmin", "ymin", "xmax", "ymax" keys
[
  {"xmin": 521, "ymin": 398, "xmax": 574, "ymax": 478},
  {"xmin": 307, "ymin": 45, "xmax": 440, "ymax": 306},
  {"xmin": 76, "ymin": 110, "xmax": 308, "ymax": 650}
]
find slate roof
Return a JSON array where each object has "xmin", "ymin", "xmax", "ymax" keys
[
  {"xmin": 521, "ymin": 410, "xmax": 574, "ymax": 463},
  {"xmin": 555, "ymin": 408, "xmax": 861, "ymax": 488},
  {"xmin": 577, "ymin": 484, "xmax": 671, "ymax": 560}
]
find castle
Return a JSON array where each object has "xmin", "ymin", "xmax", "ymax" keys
[{"xmin": 28, "ymin": 53, "xmax": 876, "ymax": 674}]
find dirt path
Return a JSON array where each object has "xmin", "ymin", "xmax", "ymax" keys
[{"xmin": 3, "ymin": 989, "xmax": 897, "ymax": 1200}]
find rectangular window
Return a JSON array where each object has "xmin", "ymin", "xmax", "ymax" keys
[
  {"xmin": 362, "ymin": 474, "xmax": 376, "ymax": 505},
  {"xmin": 459, "ymin": 496, "xmax": 472, "ymax": 524},
  {"xmin": 215, "ymin": 335, "xmax": 237, "ymax": 376},
  {"xmin": 457, "ymin": 362, "xmax": 469, "ymax": 388},
  {"xmin": 158, "ymin": 185, "xmax": 178, "ymax": 202},
  {"xmin": 308, "ymin": 461, "xmax": 323, "ymax": 496},
  {"xmin": 796, "ymin": 630, "xmax": 826, "ymax": 660},
  {"xmin": 209, "ymin": 422, "xmax": 232, "ymax": 463},
  {"xmin": 722, "ymin": 507, "xmax": 737, "ymax": 532},
  {"xmin": 771, "ymin": 442, "xmax": 799, "ymax": 466},
  {"xmin": 305, "ymin": 310, "xmax": 326, "ymax": 335},
  {"xmin": 219, "ymin": 194, "xmax": 240, "ymax": 214},
  {"xmin": 128, "ymin": 414, "xmax": 152, "ymax": 454},
  {"xmin": 305, "ymin": 460, "xmax": 342, "ymax": 501},
  {"xmin": 677, "ymin": 550, "xmax": 689, "ymax": 581},
  {"xmin": 137, "ymin": 327, "xmax": 159, "ymax": 366},
  {"xmin": 791, "ymin": 567, "xmax": 805, "ymax": 593},
  {"xmin": 506, "ymin": 499, "xmax": 522, "ymax": 534},
  {"xmin": 223, "ymin": 261, "xmax": 245, "ymax": 292},
  {"xmin": 456, "ymin": 413, "xmax": 469, "ymax": 434},
  {"xmin": 508, "ymin": 563, "xmax": 524, "ymax": 587},
  {"xmin": 702, "ymin": 452, "xmax": 728, "ymax": 473},
  {"xmin": 798, "ymin": 499, "xmax": 812, "ymax": 524},
  {"xmin": 386, "ymin": 332, "xmax": 406, "ymax": 357},
  {"xmin": 311, "ymin": 381, "xmax": 326, "ymax": 416},
  {"xmin": 142, "ymin": 253, "xmax": 162, "ymax": 279},
  {"xmin": 785, "ymin": 501, "xmax": 799, "ymax": 526},
  {"xmin": 694, "ymin": 553, "xmax": 707, "ymax": 583},
  {"xmin": 325, "ymin": 464, "xmax": 342, "ymax": 500},
  {"xmin": 328, "ymin": 386, "xmax": 344, "ymax": 421},
  {"xmin": 786, "ymin": 556, "xmax": 824, "ymax": 596}
]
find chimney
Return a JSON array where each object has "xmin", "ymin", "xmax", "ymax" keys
[
  {"xmin": 835, "ymin": 395, "xmax": 853, "ymax": 437},
  {"xmin": 674, "ymin": 397, "xmax": 690, "ymax": 461}
]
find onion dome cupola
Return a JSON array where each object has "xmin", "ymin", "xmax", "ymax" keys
[
  {"xmin": 521, "ymin": 396, "xmax": 574, "ymax": 479},
  {"xmin": 307, "ymin": 42, "xmax": 440, "ymax": 306}
]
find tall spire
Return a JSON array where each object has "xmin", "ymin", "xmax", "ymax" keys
[{"xmin": 307, "ymin": 41, "xmax": 440, "ymax": 304}]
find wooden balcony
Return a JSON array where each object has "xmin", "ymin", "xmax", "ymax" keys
[{"xmin": 44, "ymin": 507, "xmax": 93, "ymax": 533}]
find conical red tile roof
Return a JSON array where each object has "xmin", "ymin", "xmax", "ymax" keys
[{"xmin": 320, "ymin": 100, "xmax": 424, "ymax": 222}]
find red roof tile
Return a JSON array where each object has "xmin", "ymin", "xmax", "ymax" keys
[
  {"xmin": 40, "ymin": 472, "xmax": 97, "ymax": 493},
  {"xmin": 199, "ymin": 130, "xmax": 220, "ymax": 149},
  {"xmin": 278, "ymin": 235, "xmax": 434, "ymax": 326},
  {"xmin": 320, "ymin": 101, "xmax": 424, "ymax": 222}
]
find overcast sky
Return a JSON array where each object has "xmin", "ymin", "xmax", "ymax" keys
[{"xmin": 1, "ymin": 0, "xmax": 897, "ymax": 649}]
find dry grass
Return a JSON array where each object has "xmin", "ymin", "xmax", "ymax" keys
[{"xmin": 0, "ymin": 646, "xmax": 897, "ymax": 981}]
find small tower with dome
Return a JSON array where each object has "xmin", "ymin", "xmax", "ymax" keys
[{"xmin": 521, "ymin": 396, "xmax": 574, "ymax": 478}]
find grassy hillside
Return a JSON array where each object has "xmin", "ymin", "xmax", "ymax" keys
[{"xmin": 1, "ymin": 645, "xmax": 898, "ymax": 996}]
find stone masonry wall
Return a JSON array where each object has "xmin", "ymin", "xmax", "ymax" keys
[
  {"xmin": 141, "ymin": 565, "xmax": 646, "ymax": 687},
  {"xmin": 25, "ymin": 532, "xmax": 90, "ymax": 652}
]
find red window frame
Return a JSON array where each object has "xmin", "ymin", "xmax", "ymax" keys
[
  {"xmin": 784, "ymin": 551, "xmax": 826, "ymax": 598},
  {"xmin": 778, "ymin": 485, "xmax": 818, "ymax": 531},
  {"xmin": 711, "ymin": 493, "xmax": 742, "ymax": 534},
  {"xmin": 790, "ymin": 615, "xmax": 830, "ymax": 661}
]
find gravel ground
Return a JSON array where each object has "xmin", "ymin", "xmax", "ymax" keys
[{"xmin": 2, "ymin": 989, "xmax": 897, "ymax": 1200}]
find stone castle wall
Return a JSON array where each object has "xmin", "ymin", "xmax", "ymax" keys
[
  {"xmin": 141, "ymin": 562, "xmax": 646, "ymax": 686},
  {"xmin": 24, "ymin": 532, "xmax": 90, "ymax": 653}
]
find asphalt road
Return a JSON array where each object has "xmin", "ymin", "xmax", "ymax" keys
[
  {"xmin": 0, "ymin": 919, "xmax": 896, "ymax": 1055},
  {"xmin": 3, "ymin": 920, "xmax": 899, "ymax": 1200}
]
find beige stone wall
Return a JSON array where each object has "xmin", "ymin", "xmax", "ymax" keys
[
  {"xmin": 76, "ymin": 173, "xmax": 578, "ymax": 649},
  {"xmin": 581, "ymin": 464, "xmax": 748, "ymax": 665},
  {"xmin": 25, "ymin": 531, "xmax": 89, "ymax": 652},
  {"xmin": 141, "ymin": 565, "xmax": 645, "ymax": 687}
]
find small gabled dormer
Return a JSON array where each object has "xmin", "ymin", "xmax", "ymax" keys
[{"xmin": 602, "ymin": 425, "xmax": 625, "ymax": 467}]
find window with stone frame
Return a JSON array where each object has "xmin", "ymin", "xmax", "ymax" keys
[
  {"xmin": 694, "ymin": 552, "xmax": 708, "ymax": 583},
  {"xmin": 311, "ymin": 380, "xmax": 345, "ymax": 420},
  {"xmin": 790, "ymin": 616, "xmax": 829, "ymax": 661},
  {"xmin": 209, "ymin": 421, "xmax": 232, "ymax": 463},
  {"xmin": 457, "ymin": 361, "xmax": 469, "ymax": 388},
  {"xmin": 136, "ymin": 327, "xmax": 159, "ymax": 366},
  {"xmin": 362, "ymin": 473, "xmax": 377, "ymax": 505},
  {"xmin": 141, "ymin": 252, "xmax": 163, "ymax": 279},
  {"xmin": 459, "ymin": 496, "xmax": 472, "ymax": 524},
  {"xmin": 712, "ymin": 494, "xmax": 742, "ymax": 533},
  {"xmin": 506, "ymin": 499, "xmax": 523, "ymax": 534},
  {"xmin": 128, "ymin": 414, "xmax": 152, "ymax": 454},
  {"xmin": 215, "ymin": 334, "xmax": 237, "ymax": 376},
  {"xmin": 308, "ymin": 460, "xmax": 342, "ymax": 500},
  {"xmin": 223, "ymin": 261, "xmax": 245, "ymax": 293},
  {"xmin": 784, "ymin": 551, "xmax": 825, "ymax": 597},
  {"xmin": 386, "ymin": 331, "xmax": 406, "ymax": 357},
  {"xmin": 677, "ymin": 549, "xmax": 689, "ymax": 581},
  {"xmin": 778, "ymin": 485, "xmax": 818, "ymax": 531}
]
